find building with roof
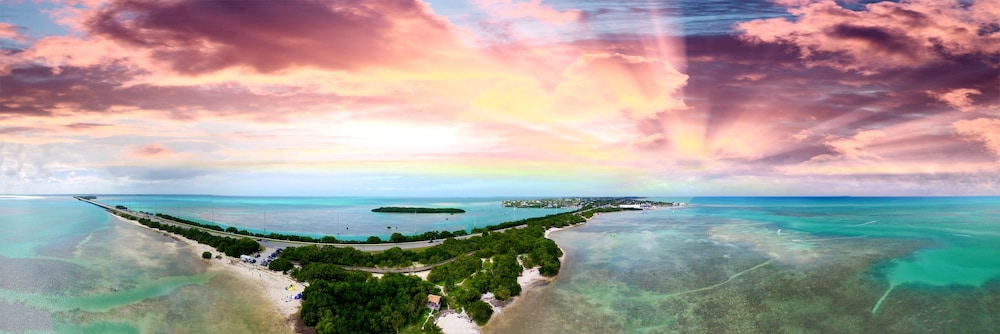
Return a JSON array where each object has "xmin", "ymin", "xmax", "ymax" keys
[{"xmin": 427, "ymin": 294, "xmax": 441, "ymax": 311}]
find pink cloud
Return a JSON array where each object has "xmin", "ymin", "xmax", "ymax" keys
[
  {"xmin": 477, "ymin": 0, "xmax": 582, "ymax": 25},
  {"xmin": 927, "ymin": 88, "xmax": 983, "ymax": 112},
  {"xmin": 0, "ymin": 23, "xmax": 26, "ymax": 42},
  {"xmin": 773, "ymin": 109, "xmax": 1000, "ymax": 176},
  {"xmin": 65, "ymin": 122, "xmax": 112, "ymax": 130},
  {"xmin": 1, "ymin": 35, "xmax": 133, "ymax": 75},
  {"xmin": 4, "ymin": 0, "xmax": 996, "ymax": 195},
  {"xmin": 736, "ymin": 73, "xmax": 767, "ymax": 81},
  {"xmin": 82, "ymin": 0, "xmax": 464, "ymax": 74},
  {"xmin": 737, "ymin": 0, "xmax": 1000, "ymax": 73},
  {"xmin": 822, "ymin": 129, "xmax": 886, "ymax": 161},
  {"xmin": 954, "ymin": 118, "xmax": 1000, "ymax": 157},
  {"xmin": 132, "ymin": 143, "xmax": 172, "ymax": 157},
  {"xmin": 554, "ymin": 53, "xmax": 688, "ymax": 119}
]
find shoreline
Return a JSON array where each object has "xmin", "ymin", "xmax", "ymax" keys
[
  {"xmin": 107, "ymin": 203, "xmax": 600, "ymax": 334},
  {"xmin": 440, "ymin": 219, "xmax": 590, "ymax": 334},
  {"xmin": 111, "ymin": 214, "xmax": 303, "ymax": 332}
]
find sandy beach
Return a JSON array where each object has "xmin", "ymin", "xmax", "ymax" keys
[
  {"xmin": 112, "ymin": 215, "xmax": 303, "ymax": 331},
  {"xmin": 437, "ymin": 223, "xmax": 588, "ymax": 334},
  {"xmin": 109, "ymin": 211, "xmax": 590, "ymax": 334},
  {"xmin": 435, "ymin": 264, "xmax": 554, "ymax": 334},
  {"xmin": 436, "ymin": 310, "xmax": 480, "ymax": 334}
]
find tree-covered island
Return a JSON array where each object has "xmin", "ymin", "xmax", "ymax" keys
[
  {"xmin": 79, "ymin": 196, "xmax": 641, "ymax": 333},
  {"xmin": 372, "ymin": 207, "xmax": 466, "ymax": 213},
  {"xmin": 272, "ymin": 206, "xmax": 631, "ymax": 333}
]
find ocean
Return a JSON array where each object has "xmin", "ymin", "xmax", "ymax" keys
[
  {"xmin": 485, "ymin": 196, "xmax": 1000, "ymax": 333},
  {"xmin": 89, "ymin": 195, "xmax": 570, "ymax": 241},
  {"xmin": 0, "ymin": 196, "xmax": 288, "ymax": 333},
  {"xmin": 0, "ymin": 195, "xmax": 566, "ymax": 333},
  {"xmin": 4, "ymin": 196, "xmax": 999, "ymax": 333}
]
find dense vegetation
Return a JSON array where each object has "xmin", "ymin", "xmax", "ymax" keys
[
  {"xmin": 276, "ymin": 208, "xmax": 639, "ymax": 332},
  {"xmin": 287, "ymin": 263, "xmax": 440, "ymax": 333},
  {"xmin": 372, "ymin": 207, "xmax": 466, "ymax": 214},
  {"xmin": 268, "ymin": 258, "xmax": 294, "ymax": 272},
  {"xmin": 581, "ymin": 206, "xmax": 640, "ymax": 218},
  {"xmin": 278, "ymin": 217, "xmax": 570, "ymax": 270},
  {"xmin": 115, "ymin": 212, "xmax": 261, "ymax": 257},
  {"xmin": 99, "ymin": 197, "xmax": 640, "ymax": 333},
  {"xmin": 301, "ymin": 272, "xmax": 440, "ymax": 334},
  {"xmin": 156, "ymin": 213, "xmax": 227, "ymax": 232}
]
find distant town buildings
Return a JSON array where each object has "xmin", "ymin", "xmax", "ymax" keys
[{"xmin": 503, "ymin": 197, "xmax": 683, "ymax": 209}]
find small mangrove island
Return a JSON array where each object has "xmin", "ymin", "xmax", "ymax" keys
[{"xmin": 372, "ymin": 207, "xmax": 466, "ymax": 214}]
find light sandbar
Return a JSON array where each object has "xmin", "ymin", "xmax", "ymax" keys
[{"xmin": 112, "ymin": 215, "xmax": 303, "ymax": 332}]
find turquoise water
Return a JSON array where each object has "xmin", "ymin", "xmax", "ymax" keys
[
  {"xmin": 0, "ymin": 196, "xmax": 289, "ymax": 333},
  {"xmin": 8, "ymin": 196, "xmax": 1000, "ymax": 333},
  {"xmin": 487, "ymin": 197, "xmax": 1000, "ymax": 333},
  {"xmin": 91, "ymin": 195, "xmax": 569, "ymax": 241},
  {"xmin": 0, "ymin": 195, "xmax": 567, "ymax": 333}
]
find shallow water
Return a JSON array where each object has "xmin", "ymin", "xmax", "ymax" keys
[
  {"xmin": 9, "ymin": 196, "xmax": 999, "ymax": 333},
  {"xmin": 487, "ymin": 197, "xmax": 1000, "ymax": 333},
  {"xmin": 0, "ymin": 197, "xmax": 289, "ymax": 333}
]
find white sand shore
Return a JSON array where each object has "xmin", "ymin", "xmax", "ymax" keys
[
  {"xmin": 436, "ymin": 265, "xmax": 551, "ymax": 334},
  {"xmin": 544, "ymin": 222, "xmax": 586, "ymax": 239},
  {"xmin": 111, "ymin": 215, "xmax": 303, "ymax": 331},
  {"xmin": 439, "ymin": 223, "xmax": 586, "ymax": 334},
  {"xmin": 516, "ymin": 266, "xmax": 547, "ymax": 290},
  {"xmin": 436, "ymin": 310, "xmax": 480, "ymax": 334}
]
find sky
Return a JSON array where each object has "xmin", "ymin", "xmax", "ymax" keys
[{"xmin": 0, "ymin": 0, "xmax": 998, "ymax": 197}]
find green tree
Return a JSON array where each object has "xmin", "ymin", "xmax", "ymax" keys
[
  {"xmin": 300, "ymin": 273, "xmax": 438, "ymax": 333},
  {"xmin": 466, "ymin": 300, "xmax": 493, "ymax": 325},
  {"xmin": 540, "ymin": 261, "xmax": 560, "ymax": 276},
  {"xmin": 493, "ymin": 285, "xmax": 511, "ymax": 300},
  {"xmin": 269, "ymin": 258, "xmax": 294, "ymax": 272},
  {"xmin": 390, "ymin": 232, "xmax": 406, "ymax": 243},
  {"xmin": 222, "ymin": 237, "xmax": 261, "ymax": 257},
  {"xmin": 201, "ymin": 251, "xmax": 212, "ymax": 259}
]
